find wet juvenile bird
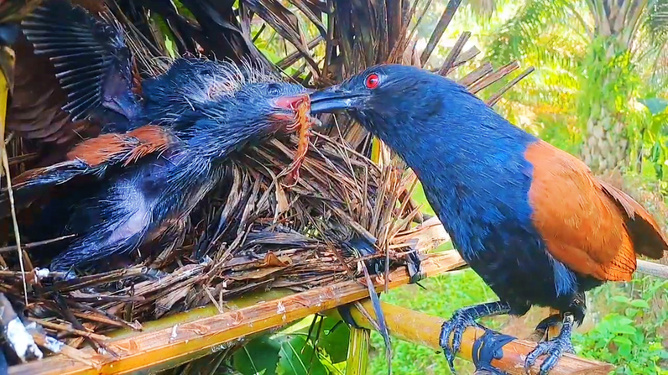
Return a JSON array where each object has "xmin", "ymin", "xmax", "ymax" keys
[
  {"xmin": 2, "ymin": 0, "xmax": 313, "ymax": 275},
  {"xmin": 309, "ymin": 64, "xmax": 668, "ymax": 374}
]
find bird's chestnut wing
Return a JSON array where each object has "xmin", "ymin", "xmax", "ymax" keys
[
  {"xmin": 64, "ymin": 125, "xmax": 173, "ymax": 168},
  {"xmin": 525, "ymin": 140, "xmax": 667, "ymax": 282},
  {"xmin": 597, "ymin": 179, "xmax": 667, "ymax": 260},
  {"xmin": 1, "ymin": 125, "xmax": 174, "ymax": 217}
]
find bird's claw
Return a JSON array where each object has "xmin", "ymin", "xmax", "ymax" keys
[
  {"xmin": 439, "ymin": 310, "xmax": 480, "ymax": 373},
  {"xmin": 524, "ymin": 336, "xmax": 575, "ymax": 374}
]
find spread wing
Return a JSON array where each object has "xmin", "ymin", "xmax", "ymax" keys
[
  {"xmin": 8, "ymin": 32, "xmax": 94, "ymax": 145},
  {"xmin": 8, "ymin": 0, "xmax": 140, "ymax": 148},
  {"xmin": 20, "ymin": 0, "xmax": 136, "ymax": 122},
  {"xmin": 526, "ymin": 140, "xmax": 668, "ymax": 282},
  {"xmin": 1, "ymin": 125, "xmax": 174, "ymax": 217}
]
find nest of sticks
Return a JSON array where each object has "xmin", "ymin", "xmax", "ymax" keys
[
  {"xmin": 0, "ymin": 120, "xmax": 431, "ymax": 338},
  {"xmin": 0, "ymin": 1, "xmax": 533, "ymax": 360}
]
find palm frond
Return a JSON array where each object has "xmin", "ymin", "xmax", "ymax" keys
[{"xmin": 486, "ymin": 0, "xmax": 589, "ymax": 64}]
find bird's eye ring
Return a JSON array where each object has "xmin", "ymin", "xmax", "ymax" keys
[{"xmin": 365, "ymin": 73, "xmax": 380, "ymax": 89}]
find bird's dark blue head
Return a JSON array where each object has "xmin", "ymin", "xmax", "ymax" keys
[
  {"xmin": 309, "ymin": 64, "xmax": 506, "ymax": 173},
  {"xmin": 311, "ymin": 65, "xmax": 486, "ymax": 132},
  {"xmin": 309, "ymin": 64, "xmax": 540, "ymax": 166},
  {"xmin": 145, "ymin": 59, "xmax": 314, "ymax": 157}
]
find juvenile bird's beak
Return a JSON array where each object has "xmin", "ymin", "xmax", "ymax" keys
[
  {"xmin": 274, "ymin": 94, "xmax": 310, "ymax": 111},
  {"xmin": 310, "ymin": 85, "xmax": 368, "ymax": 114},
  {"xmin": 271, "ymin": 93, "xmax": 311, "ymax": 123}
]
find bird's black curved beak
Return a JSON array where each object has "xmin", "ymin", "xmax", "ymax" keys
[{"xmin": 310, "ymin": 85, "xmax": 367, "ymax": 114}]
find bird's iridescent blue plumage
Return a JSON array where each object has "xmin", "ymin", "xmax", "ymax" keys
[
  {"xmin": 310, "ymin": 63, "xmax": 668, "ymax": 374},
  {"xmin": 332, "ymin": 65, "xmax": 583, "ymax": 314},
  {"xmin": 7, "ymin": 0, "xmax": 312, "ymax": 273}
]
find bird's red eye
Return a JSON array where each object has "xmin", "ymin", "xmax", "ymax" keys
[{"xmin": 365, "ymin": 73, "xmax": 380, "ymax": 89}]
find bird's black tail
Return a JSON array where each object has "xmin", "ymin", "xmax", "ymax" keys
[{"xmin": 20, "ymin": 0, "xmax": 139, "ymax": 126}]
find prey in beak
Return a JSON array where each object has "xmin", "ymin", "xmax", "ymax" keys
[{"xmin": 273, "ymin": 94, "xmax": 320, "ymax": 186}]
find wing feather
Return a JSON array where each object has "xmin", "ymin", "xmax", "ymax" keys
[
  {"xmin": 1, "ymin": 125, "xmax": 175, "ymax": 217},
  {"xmin": 21, "ymin": 0, "xmax": 134, "ymax": 121},
  {"xmin": 526, "ymin": 140, "xmax": 667, "ymax": 282}
]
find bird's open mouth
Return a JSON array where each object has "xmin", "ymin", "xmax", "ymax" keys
[
  {"xmin": 273, "ymin": 94, "xmax": 320, "ymax": 186},
  {"xmin": 272, "ymin": 94, "xmax": 321, "ymax": 130}
]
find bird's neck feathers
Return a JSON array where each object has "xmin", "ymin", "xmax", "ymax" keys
[
  {"xmin": 175, "ymin": 115, "xmax": 271, "ymax": 161},
  {"xmin": 140, "ymin": 58, "xmax": 277, "ymax": 125},
  {"xmin": 363, "ymin": 83, "xmax": 537, "ymax": 180}
]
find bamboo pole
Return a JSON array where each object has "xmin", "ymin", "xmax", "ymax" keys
[
  {"xmin": 339, "ymin": 300, "xmax": 614, "ymax": 375},
  {"xmin": 9, "ymin": 252, "xmax": 465, "ymax": 375}
]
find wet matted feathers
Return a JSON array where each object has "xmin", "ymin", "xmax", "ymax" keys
[
  {"xmin": 0, "ymin": 132, "xmax": 426, "ymax": 331},
  {"xmin": 2, "ymin": 1, "xmax": 318, "ymax": 273},
  {"xmin": 140, "ymin": 58, "xmax": 282, "ymax": 124}
]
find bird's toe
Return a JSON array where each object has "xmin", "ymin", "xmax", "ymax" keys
[
  {"xmin": 524, "ymin": 341, "xmax": 547, "ymax": 371},
  {"xmin": 439, "ymin": 310, "xmax": 479, "ymax": 373},
  {"xmin": 524, "ymin": 336, "xmax": 573, "ymax": 374}
]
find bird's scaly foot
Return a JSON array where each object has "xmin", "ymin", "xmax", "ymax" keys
[
  {"xmin": 438, "ymin": 302, "xmax": 511, "ymax": 374},
  {"xmin": 525, "ymin": 313, "xmax": 575, "ymax": 374},
  {"xmin": 439, "ymin": 309, "xmax": 480, "ymax": 372}
]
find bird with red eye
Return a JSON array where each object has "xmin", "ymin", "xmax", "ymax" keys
[
  {"xmin": 365, "ymin": 73, "xmax": 381, "ymax": 89},
  {"xmin": 1, "ymin": 0, "xmax": 316, "ymax": 278},
  {"xmin": 310, "ymin": 64, "xmax": 668, "ymax": 375}
]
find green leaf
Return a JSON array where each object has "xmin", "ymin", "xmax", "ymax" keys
[
  {"xmin": 612, "ymin": 336, "xmax": 634, "ymax": 347},
  {"xmin": 277, "ymin": 335, "xmax": 328, "ymax": 375},
  {"xmin": 614, "ymin": 316, "xmax": 634, "ymax": 326},
  {"xmin": 233, "ymin": 335, "xmax": 281, "ymax": 375},
  {"xmin": 624, "ymin": 307, "xmax": 639, "ymax": 318},
  {"xmin": 650, "ymin": 142, "xmax": 662, "ymax": 163},
  {"xmin": 285, "ymin": 317, "xmax": 349, "ymax": 364},
  {"xmin": 639, "ymin": 97, "xmax": 668, "ymax": 115},
  {"xmin": 316, "ymin": 318, "xmax": 350, "ymax": 364},
  {"xmin": 629, "ymin": 299, "xmax": 650, "ymax": 309},
  {"xmin": 613, "ymin": 324, "xmax": 637, "ymax": 335},
  {"xmin": 611, "ymin": 295, "xmax": 630, "ymax": 304}
]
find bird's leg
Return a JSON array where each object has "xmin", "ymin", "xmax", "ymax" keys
[
  {"xmin": 524, "ymin": 313, "xmax": 575, "ymax": 375},
  {"xmin": 439, "ymin": 301, "xmax": 511, "ymax": 373},
  {"xmin": 526, "ymin": 314, "xmax": 562, "ymax": 343}
]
